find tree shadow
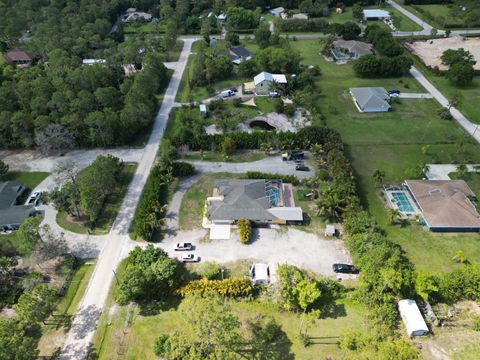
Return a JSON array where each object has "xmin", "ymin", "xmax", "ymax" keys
[{"xmin": 138, "ymin": 296, "xmax": 182, "ymax": 316}]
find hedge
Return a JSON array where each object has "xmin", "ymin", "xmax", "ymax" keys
[
  {"xmin": 172, "ymin": 161, "xmax": 195, "ymax": 177},
  {"xmin": 246, "ymin": 172, "xmax": 300, "ymax": 186},
  {"xmin": 177, "ymin": 278, "xmax": 253, "ymax": 297}
]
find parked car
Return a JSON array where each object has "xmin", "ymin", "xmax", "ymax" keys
[
  {"xmin": 332, "ymin": 263, "xmax": 359, "ymax": 274},
  {"xmin": 282, "ymin": 150, "xmax": 304, "ymax": 161},
  {"xmin": 0, "ymin": 227, "xmax": 13, "ymax": 235},
  {"xmin": 269, "ymin": 91, "xmax": 281, "ymax": 98},
  {"xmin": 230, "ymin": 87, "xmax": 238, "ymax": 93},
  {"xmin": 27, "ymin": 191, "xmax": 42, "ymax": 206},
  {"xmin": 180, "ymin": 254, "xmax": 200, "ymax": 262},
  {"xmin": 388, "ymin": 90, "xmax": 400, "ymax": 97},
  {"xmin": 174, "ymin": 242, "xmax": 194, "ymax": 251},
  {"xmin": 221, "ymin": 90, "xmax": 234, "ymax": 98},
  {"xmin": 295, "ymin": 165, "xmax": 310, "ymax": 171}
]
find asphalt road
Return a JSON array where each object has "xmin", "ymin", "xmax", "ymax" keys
[{"xmin": 59, "ymin": 39, "xmax": 195, "ymax": 359}]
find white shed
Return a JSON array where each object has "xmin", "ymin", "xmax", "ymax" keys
[
  {"xmin": 325, "ymin": 224, "xmax": 335, "ymax": 237},
  {"xmin": 398, "ymin": 299, "xmax": 429, "ymax": 337},
  {"xmin": 250, "ymin": 263, "xmax": 271, "ymax": 285},
  {"xmin": 199, "ymin": 104, "xmax": 207, "ymax": 116}
]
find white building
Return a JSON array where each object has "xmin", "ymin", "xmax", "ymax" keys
[
  {"xmin": 270, "ymin": 7, "xmax": 285, "ymax": 17},
  {"xmin": 249, "ymin": 263, "xmax": 277, "ymax": 285},
  {"xmin": 82, "ymin": 59, "xmax": 106, "ymax": 66},
  {"xmin": 254, "ymin": 71, "xmax": 287, "ymax": 95},
  {"xmin": 398, "ymin": 299, "xmax": 429, "ymax": 337},
  {"xmin": 363, "ymin": 9, "xmax": 390, "ymax": 20}
]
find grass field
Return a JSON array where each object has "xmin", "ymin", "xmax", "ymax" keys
[
  {"xmin": 289, "ymin": 39, "xmax": 480, "ymax": 273},
  {"xmin": 449, "ymin": 172, "xmax": 480, "ymax": 197},
  {"xmin": 93, "ymin": 259, "xmax": 368, "ymax": 360},
  {"xmin": 38, "ymin": 259, "xmax": 96, "ymax": 356},
  {"xmin": 56, "ymin": 164, "xmax": 137, "ymax": 235},
  {"xmin": 387, "ymin": 6, "xmax": 424, "ymax": 32},
  {"xmin": 401, "ymin": 3, "xmax": 471, "ymax": 29},
  {"xmin": 179, "ymin": 173, "xmax": 240, "ymax": 230},
  {"xmin": 123, "ymin": 22, "xmax": 165, "ymax": 34}
]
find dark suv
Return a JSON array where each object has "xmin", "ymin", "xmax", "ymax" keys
[{"xmin": 332, "ymin": 263, "xmax": 359, "ymax": 274}]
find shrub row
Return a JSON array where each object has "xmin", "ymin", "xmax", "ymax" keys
[
  {"xmin": 170, "ymin": 126, "xmax": 343, "ymax": 153},
  {"xmin": 177, "ymin": 278, "xmax": 253, "ymax": 297},
  {"xmin": 246, "ymin": 172, "xmax": 300, "ymax": 186}
]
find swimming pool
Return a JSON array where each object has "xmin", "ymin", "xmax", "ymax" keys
[
  {"xmin": 266, "ymin": 187, "xmax": 280, "ymax": 206},
  {"xmin": 391, "ymin": 192, "xmax": 415, "ymax": 213}
]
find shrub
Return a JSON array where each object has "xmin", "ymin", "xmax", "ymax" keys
[
  {"xmin": 284, "ymin": 104, "xmax": 296, "ymax": 117},
  {"xmin": 153, "ymin": 334, "xmax": 170, "ymax": 356},
  {"xmin": 177, "ymin": 278, "xmax": 253, "ymax": 297},
  {"xmin": 437, "ymin": 265, "xmax": 480, "ymax": 303},
  {"xmin": 246, "ymin": 171, "xmax": 300, "ymax": 186},
  {"xmin": 273, "ymin": 98, "xmax": 284, "ymax": 113},
  {"xmin": 220, "ymin": 136, "xmax": 237, "ymax": 156},
  {"xmin": 237, "ymin": 218, "xmax": 251, "ymax": 244},
  {"xmin": 172, "ymin": 162, "xmax": 195, "ymax": 177},
  {"xmin": 195, "ymin": 261, "xmax": 222, "ymax": 280}
]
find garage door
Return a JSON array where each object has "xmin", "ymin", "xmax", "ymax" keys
[{"xmin": 210, "ymin": 224, "xmax": 231, "ymax": 240}]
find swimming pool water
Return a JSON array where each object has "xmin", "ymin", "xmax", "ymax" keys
[
  {"xmin": 266, "ymin": 188, "xmax": 280, "ymax": 206},
  {"xmin": 391, "ymin": 192, "xmax": 414, "ymax": 213}
]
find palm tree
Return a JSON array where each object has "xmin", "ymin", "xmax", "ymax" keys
[
  {"xmin": 456, "ymin": 163, "xmax": 468, "ymax": 178},
  {"xmin": 372, "ymin": 169, "xmax": 386, "ymax": 187},
  {"xmin": 388, "ymin": 208, "xmax": 401, "ymax": 225}
]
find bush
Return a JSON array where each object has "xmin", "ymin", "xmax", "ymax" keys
[
  {"xmin": 284, "ymin": 104, "xmax": 296, "ymax": 117},
  {"xmin": 437, "ymin": 265, "xmax": 480, "ymax": 303},
  {"xmin": 177, "ymin": 278, "xmax": 253, "ymax": 297},
  {"xmin": 273, "ymin": 98, "xmax": 284, "ymax": 113},
  {"xmin": 237, "ymin": 218, "xmax": 251, "ymax": 244},
  {"xmin": 153, "ymin": 334, "xmax": 170, "ymax": 356},
  {"xmin": 246, "ymin": 172, "xmax": 300, "ymax": 186},
  {"xmin": 172, "ymin": 162, "xmax": 195, "ymax": 177},
  {"xmin": 195, "ymin": 261, "xmax": 222, "ymax": 280}
]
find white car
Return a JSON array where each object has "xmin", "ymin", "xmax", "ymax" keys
[
  {"xmin": 174, "ymin": 242, "xmax": 194, "ymax": 251},
  {"xmin": 27, "ymin": 191, "xmax": 42, "ymax": 206},
  {"xmin": 179, "ymin": 254, "xmax": 200, "ymax": 263}
]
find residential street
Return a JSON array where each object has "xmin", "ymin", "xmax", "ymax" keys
[
  {"xmin": 410, "ymin": 66, "xmax": 480, "ymax": 144},
  {"xmin": 59, "ymin": 39, "xmax": 195, "ymax": 360}
]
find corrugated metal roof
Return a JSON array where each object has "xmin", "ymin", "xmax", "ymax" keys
[{"xmin": 363, "ymin": 9, "xmax": 390, "ymax": 18}]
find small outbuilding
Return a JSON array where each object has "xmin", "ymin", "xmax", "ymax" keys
[
  {"xmin": 82, "ymin": 59, "xmax": 106, "ymax": 66},
  {"xmin": 398, "ymin": 299, "xmax": 429, "ymax": 337},
  {"xmin": 270, "ymin": 7, "xmax": 285, "ymax": 17},
  {"xmin": 325, "ymin": 224, "xmax": 336, "ymax": 237},
  {"xmin": 250, "ymin": 263, "xmax": 277, "ymax": 285},
  {"xmin": 254, "ymin": 71, "xmax": 288, "ymax": 95},
  {"xmin": 199, "ymin": 104, "xmax": 207, "ymax": 117}
]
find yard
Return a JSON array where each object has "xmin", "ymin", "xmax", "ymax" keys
[
  {"xmin": 56, "ymin": 163, "xmax": 137, "ymax": 235},
  {"xmin": 289, "ymin": 39, "xmax": 480, "ymax": 273},
  {"xmin": 37, "ymin": 259, "xmax": 96, "ymax": 356},
  {"xmin": 400, "ymin": 2, "xmax": 475, "ymax": 29},
  {"xmin": 182, "ymin": 150, "xmax": 267, "ymax": 163},
  {"xmin": 179, "ymin": 173, "xmax": 239, "ymax": 230},
  {"xmin": 93, "ymin": 260, "xmax": 368, "ymax": 360}
]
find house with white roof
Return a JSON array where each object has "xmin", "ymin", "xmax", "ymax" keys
[
  {"xmin": 363, "ymin": 9, "xmax": 390, "ymax": 20},
  {"xmin": 270, "ymin": 7, "xmax": 285, "ymax": 17},
  {"xmin": 254, "ymin": 71, "xmax": 287, "ymax": 95},
  {"xmin": 82, "ymin": 59, "xmax": 107, "ymax": 66}
]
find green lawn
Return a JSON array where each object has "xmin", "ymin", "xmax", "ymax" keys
[
  {"xmin": 38, "ymin": 259, "xmax": 96, "ymax": 356},
  {"xmin": 401, "ymin": 3, "xmax": 471, "ymax": 29},
  {"xmin": 1, "ymin": 171, "xmax": 49, "ymax": 192},
  {"xmin": 93, "ymin": 259, "xmax": 368, "ymax": 360},
  {"xmin": 289, "ymin": 39, "xmax": 480, "ymax": 273},
  {"xmin": 387, "ymin": 6, "xmax": 423, "ymax": 32},
  {"xmin": 183, "ymin": 150, "xmax": 267, "ymax": 163},
  {"xmin": 56, "ymin": 164, "xmax": 137, "ymax": 235},
  {"xmin": 411, "ymin": 56, "xmax": 480, "ymax": 124},
  {"xmin": 179, "ymin": 173, "xmax": 240, "ymax": 230},
  {"xmin": 123, "ymin": 22, "xmax": 165, "ymax": 34}
]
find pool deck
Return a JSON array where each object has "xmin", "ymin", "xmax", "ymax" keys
[{"xmin": 384, "ymin": 187, "xmax": 421, "ymax": 218}]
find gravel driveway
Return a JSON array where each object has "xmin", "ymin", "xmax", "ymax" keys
[
  {"xmin": 190, "ymin": 155, "xmax": 315, "ymax": 179},
  {"xmin": 159, "ymin": 227, "xmax": 354, "ymax": 279}
]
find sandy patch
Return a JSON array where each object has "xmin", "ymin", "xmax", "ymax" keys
[{"xmin": 407, "ymin": 36, "xmax": 480, "ymax": 71}]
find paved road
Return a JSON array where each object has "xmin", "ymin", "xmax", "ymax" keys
[
  {"xmin": 59, "ymin": 39, "xmax": 195, "ymax": 359},
  {"xmin": 189, "ymin": 155, "xmax": 316, "ymax": 179},
  {"xmin": 410, "ymin": 66, "xmax": 480, "ymax": 144}
]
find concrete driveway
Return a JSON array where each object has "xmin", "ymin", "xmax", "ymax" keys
[
  {"xmin": 398, "ymin": 93, "xmax": 433, "ymax": 99},
  {"xmin": 189, "ymin": 155, "xmax": 316, "ymax": 179},
  {"xmin": 159, "ymin": 227, "xmax": 354, "ymax": 279},
  {"xmin": 426, "ymin": 164, "xmax": 480, "ymax": 180}
]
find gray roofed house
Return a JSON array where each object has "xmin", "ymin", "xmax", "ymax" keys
[
  {"xmin": 207, "ymin": 179, "xmax": 303, "ymax": 224},
  {"xmin": 332, "ymin": 39, "xmax": 373, "ymax": 61},
  {"xmin": 349, "ymin": 87, "xmax": 391, "ymax": 112},
  {"xmin": 0, "ymin": 182, "xmax": 36, "ymax": 229}
]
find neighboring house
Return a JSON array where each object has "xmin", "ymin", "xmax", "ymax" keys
[
  {"xmin": 363, "ymin": 9, "xmax": 390, "ymax": 20},
  {"xmin": 4, "ymin": 48, "xmax": 33, "ymax": 67},
  {"xmin": 254, "ymin": 71, "xmax": 287, "ymax": 95},
  {"xmin": 121, "ymin": 7, "xmax": 152, "ymax": 22},
  {"xmin": 0, "ymin": 182, "xmax": 36, "ymax": 229},
  {"xmin": 218, "ymin": 46, "xmax": 253, "ymax": 65},
  {"xmin": 404, "ymin": 179, "xmax": 480, "ymax": 232},
  {"xmin": 331, "ymin": 39, "xmax": 373, "ymax": 61},
  {"xmin": 398, "ymin": 300, "xmax": 429, "ymax": 337},
  {"xmin": 82, "ymin": 59, "xmax": 107, "ymax": 66},
  {"xmin": 349, "ymin": 87, "xmax": 391, "ymax": 112},
  {"xmin": 270, "ymin": 7, "xmax": 285, "ymax": 17},
  {"xmin": 292, "ymin": 13, "xmax": 309, "ymax": 20},
  {"xmin": 207, "ymin": 179, "xmax": 303, "ymax": 225}
]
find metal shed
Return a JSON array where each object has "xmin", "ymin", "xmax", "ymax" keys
[{"xmin": 398, "ymin": 299, "xmax": 429, "ymax": 337}]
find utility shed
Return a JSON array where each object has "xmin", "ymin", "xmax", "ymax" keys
[{"xmin": 398, "ymin": 299, "xmax": 429, "ymax": 337}]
